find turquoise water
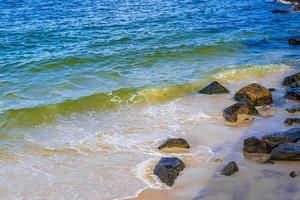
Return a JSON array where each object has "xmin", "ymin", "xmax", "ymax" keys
[{"xmin": 1, "ymin": 0, "xmax": 300, "ymax": 126}]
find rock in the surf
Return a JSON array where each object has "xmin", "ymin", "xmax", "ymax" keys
[
  {"xmin": 290, "ymin": 171, "xmax": 299, "ymax": 178},
  {"xmin": 223, "ymin": 99, "xmax": 259, "ymax": 122},
  {"xmin": 153, "ymin": 157, "xmax": 185, "ymax": 186},
  {"xmin": 289, "ymin": 38, "xmax": 300, "ymax": 45},
  {"xmin": 285, "ymin": 88, "xmax": 300, "ymax": 101},
  {"xmin": 284, "ymin": 118, "xmax": 300, "ymax": 126},
  {"xmin": 270, "ymin": 143, "xmax": 300, "ymax": 161},
  {"xmin": 158, "ymin": 138, "xmax": 190, "ymax": 150},
  {"xmin": 272, "ymin": 9, "xmax": 290, "ymax": 14},
  {"xmin": 243, "ymin": 136, "xmax": 272, "ymax": 154},
  {"xmin": 262, "ymin": 128, "xmax": 300, "ymax": 147},
  {"xmin": 220, "ymin": 161, "xmax": 239, "ymax": 176},
  {"xmin": 234, "ymin": 83, "xmax": 272, "ymax": 106},
  {"xmin": 283, "ymin": 72, "xmax": 300, "ymax": 88},
  {"xmin": 293, "ymin": 5, "xmax": 300, "ymax": 11},
  {"xmin": 199, "ymin": 81, "xmax": 229, "ymax": 94},
  {"xmin": 286, "ymin": 106, "xmax": 300, "ymax": 113}
]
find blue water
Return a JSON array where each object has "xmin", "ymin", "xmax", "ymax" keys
[{"xmin": 0, "ymin": 0, "xmax": 300, "ymax": 124}]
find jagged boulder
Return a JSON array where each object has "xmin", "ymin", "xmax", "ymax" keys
[
  {"xmin": 220, "ymin": 161, "xmax": 239, "ymax": 176},
  {"xmin": 270, "ymin": 143, "xmax": 300, "ymax": 161},
  {"xmin": 282, "ymin": 72, "xmax": 300, "ymax": 88},
  {"xmin": 158, "ymin": 138, "xmax": 190, "ymax": 150},
  {"xmin": 285, "ymin": 88, "xmax": 300, "ymax": 101},
  {"xmin": 284, "ymin": 118, "xmax": 300, "ymax": 126},
  {"xmin": 234, "ymin": 83, "xmax": 272, "ymax": 106},
  {"xmin": 262, "ymin": 128, "xmax": 300, "ymax": 147},
  {"xmin": 153, "ymin": 157, "xmax": 185, "ymax": 186},
  {"xmin": 243, "ymin": 136, "xmax": 272, "ymax": 154},
  {"xmin": 223, "ymin": 99, "xmax": 259, "ymax": 122},
  {"xmin": 199, "ymin": 81, "xmax": 229, "ymax": 94}
]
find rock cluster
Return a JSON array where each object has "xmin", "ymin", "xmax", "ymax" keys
[
  {"xmin": 224, "ymin": 83, "xmax": 271, "ymax": 122},
  {"xmin": 242, "ymin": 73, "xmax": 300, "ymax": 161},
  {"xmin": 153, "ymin": 138, "xmax": 190, "ymax": 186}
]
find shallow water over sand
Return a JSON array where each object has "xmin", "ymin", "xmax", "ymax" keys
[{"xmin": 1, "ymin": 65, "xmax": 298, "ymax": 200}]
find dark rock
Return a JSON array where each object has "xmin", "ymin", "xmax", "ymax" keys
[
  {"xmin": 220, "ymin": 161, "xmax": 239, "ymax": 176},
  {"xmin": 268, "ymin": 88, "xmax": 277, "ymax": 92},
  {"xmin": 289, "ymin": 38, "xmax": 300, "ymax": 45},
  {"xmin": 243, "ymin": 136, "xmax": 272, "ymax": 154},
  {"xmin": 158, "ymin": 138, "xmax": 190, "ymax": 150},
  {"xmin": 223, "ymin": 99, "xmax": 259, "ymax": 122},
  {"xmin": 153, "ymin": 157, "xmax": 185, "ymax": 186},
  {"xmin": 284, "ymin": 118, "xmax": 300, "ymax": 126},
  {"xmin": 270, "ymin": 143, "xmax": 300, "ymax": 161},
  {"xmin": 282, "ymin": 72, "xmax": 300, "ymax": 88},
  {"xmin": 290, "ymin": 171, "xmax": 298, "ymax": 178},
  {"xmin": 293, "ymin": 5, "xmax": 300, "ymax": 11},
  {"xmin": 286, "ymin": 106, "xmax": 300, "ymax": 113},
  {"xmin": 199, "ymin": 81, "xmax": 229, "ymax": 94},
  {"xmin": 272, "ymin": 9, "xmax": 290, "ymax": 14},
  {"xmin": 234, "ymin": 83, "xmax": 273, "ymax": 106},
  {"xmin": 285, "ymin": 88, "xmax": 300, "ymax": 101},
  {"xmin": 281, "ymin": 0, "xmax": 300, "ymax": 4},
  {"xmin": 262, "ymin": 128, "xmax": 300, "ymax": 147}
]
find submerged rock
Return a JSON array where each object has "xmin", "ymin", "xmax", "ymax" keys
[
  {"xmin": 223, "ymin": 99, "xmax": 259, "ymax": 122},
  {"xmin": 153, "ymin": 157, "xmax": 185, "ymax": 186},
  {"xmin": 289, "ymin": 38, "xmax": 300, "ymax": 45},
  {"xmin": 284, "ymin": 118, "xmax": 300, "ymax": 126},
  {"xmin": 286, "ymin": 106, "xmax": 300, "ymax": 113},
  {"xmin": 270, "ymin": 143, "xmax": 300, "ymax": 161},
  {"xmin": 220, "ymin": 161, "xmax": 239, "ymax": 176},
  {"xmin": 234, "ymin": 83, "xmax": 272, "ymax": 106},
  {"xmin": 285, "ymin": 88, "xmax": 300, "ymax": 101},
  {"xmin": 199, "ymin": 81, "xmax": 229, "ymax": 94},
  {"xmin": 262, "ymin": 128, "xmax": 300, "ymax": 147},
  {"xmin": 272, "ymin": 9, "xmax": 290, "ymax": 14},
  {"xmin": 243, "ymin": 136, "xmax": 272, "ymax": 154},
  {"xmin": 158, "ymin": 138, "xmax": 190, "ymax": 150},
  {"xmin": 282, "ymin": 72, "xmax": 300, "ymax": 88}
]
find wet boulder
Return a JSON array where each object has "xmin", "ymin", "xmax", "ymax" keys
[
  {"xmin": 282, "ymin": 72, "xmax": 300, "ymax": 88},
  {"xmin": 158, "ymin": 138, "xmax": 190, "ymax": 150},
  {"xmin": 262, "ymin": 128, "xmax": 300, "ymax": 147},
  {"xmin": 270, "ymin": 143, "xmax": 300, "ymax": 161},
  {"xmin": 286, "ymin": 106, "xmax": 300, "ymax": 113},
  {"xmin": 243, "ymin": 136, "xmax": 272, "ymax": 154},
  {"xmin": 153, "ymin": 157, "xmax": 185, "ymax": 186},
  {"xmin": 220, "ymin": 161, "xmax": 239, "ymax": 176},
  {"xmin": 223, "ymin": 99, "xmax": 259, "ymax": 122},
  {"xmin": 285, "ymin": 88, "xmax": 300, "ymax": 101},
  {"xmin": 284, "ymin": 118, "xmax": 300, "ymax": 126},
  {"xmin": 199, "ymin": 81, "xmax": 229, "ymax": 94},
  {"xmin": 234, "ymin": 83, "xmax": 273, "ymax": 106}
]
